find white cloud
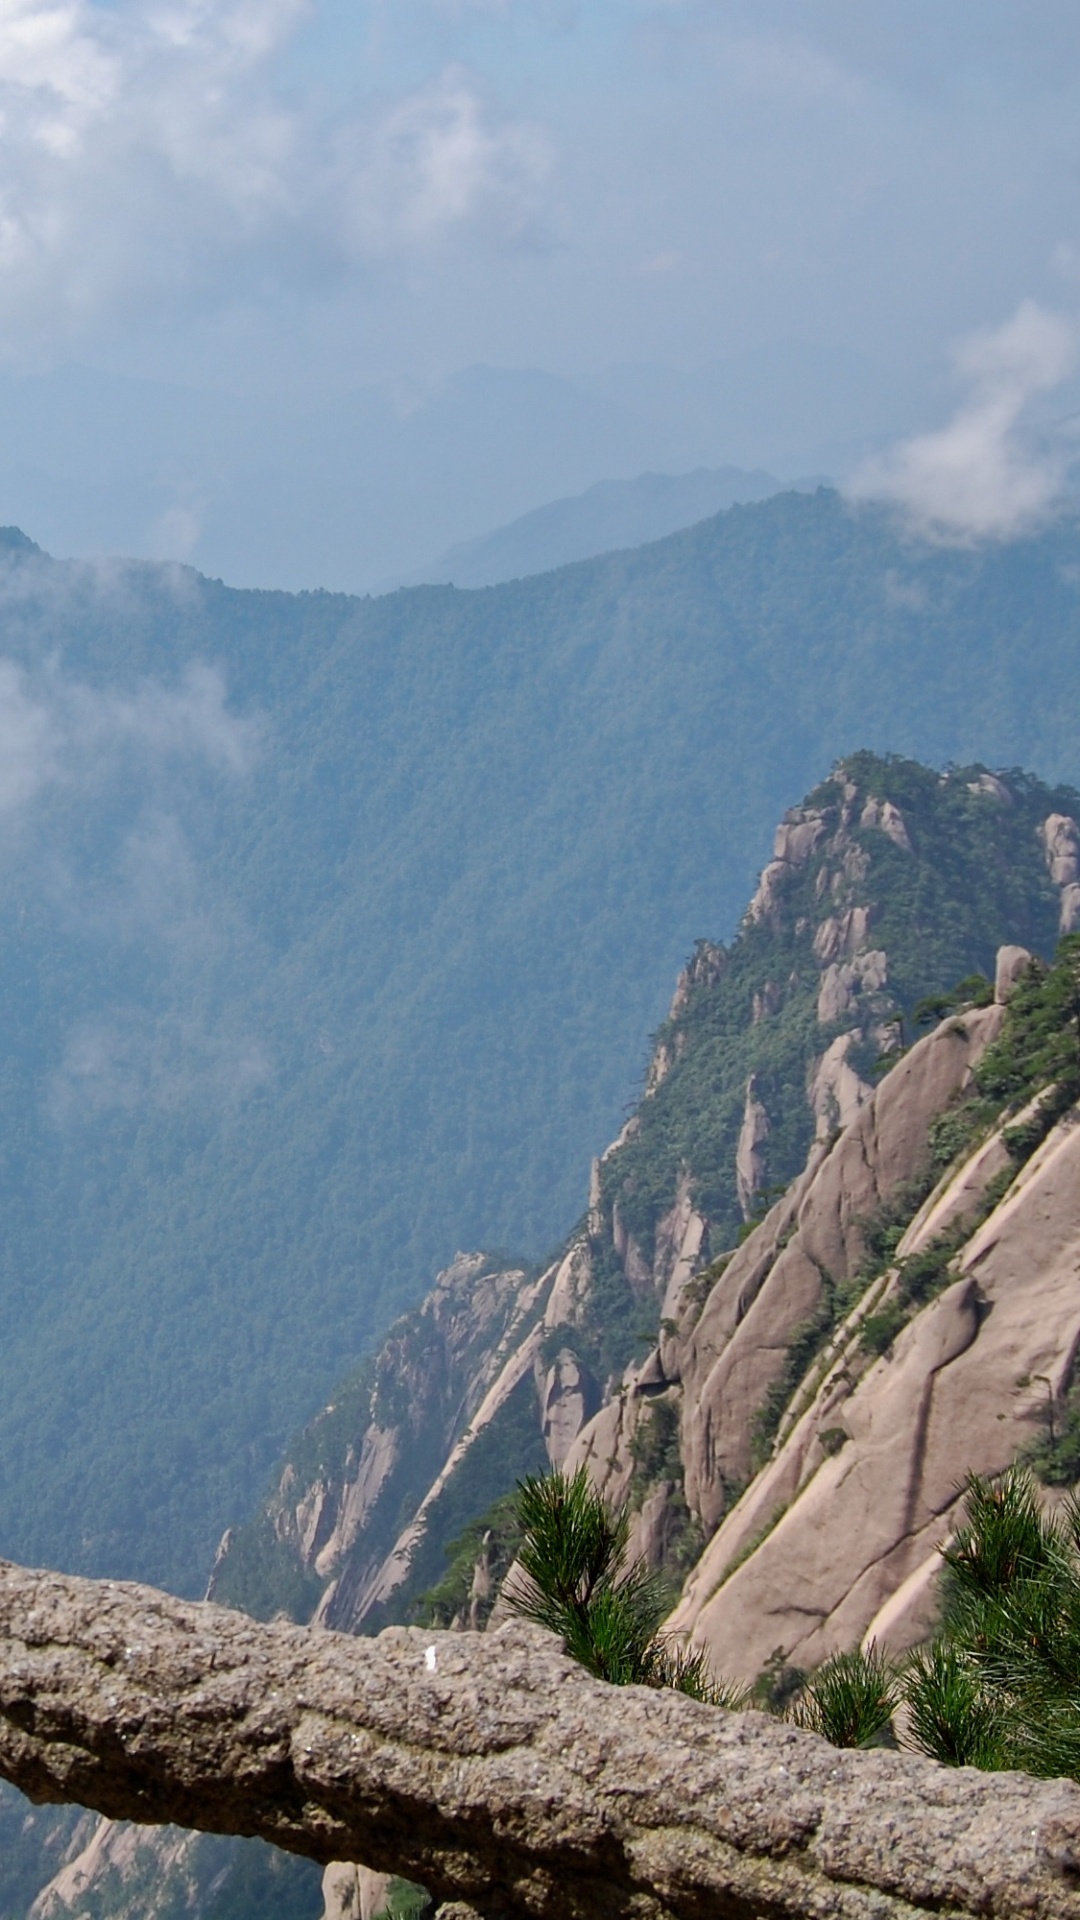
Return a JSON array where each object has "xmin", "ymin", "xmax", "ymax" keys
[
  {"xmin": 150, "ymin": 504, "xmax": 203, "ymax": 561},
  {"xmin": 0, "ymin": 655, "xmax": 256, "ymax": 815},
  {"xmin": 0, "ymin": 641, "xmax": 274, "ymax": 1124},
  {"xmin": 335, "ymin": 67, "xmax": 551, "ymax": 253},
  {"xmin": 0, "ymin": 1, "xmax": 551, "ymax": 357},
  {"xmin": 47, "ymin": 1008, "xmax": 273, "ymax": 1122},
  {"xmin": 848, "ymin": 300, "xmax": 1077, "ymax": 539}
]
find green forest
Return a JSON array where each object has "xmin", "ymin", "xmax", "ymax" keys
[{"xmin": 0, "ymin": 492, "xmax": 1077, "ymax": 1594}]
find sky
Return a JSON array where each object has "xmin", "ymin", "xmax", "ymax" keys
[{"xmin": 1, "ymin": 0, "xmax": 1080, "ymax": 584}]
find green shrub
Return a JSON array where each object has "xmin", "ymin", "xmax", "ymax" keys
[
  {"xmin": 903, "ymin": 1641, "xmax": 1006, "ymax": 1770},
  {"xmin": 859, "ymin": 1299, "xmax": 908, "ymax": 1356},
  {"xmin": 789, "ymin": 1644, "xmax": 900, "ymax": 1748},
  {"xmin": 1026, "ymin": 1380, "xmax": 1080, "ymax": 1488},
  {"xmin": 750, "ymin": 1292, "xmax": 836, "ymax": 1466},
  {"xmin": 976, "ymin": 935, "xmax": 1080, "ymax": 1109},
  {"xmin": 377, "ymin": 1881, "xmax": 434, "ymax": 1920},
  {"xmin": 413, "ymin": 1490, "xmax": 524, "ymax": 1630}
]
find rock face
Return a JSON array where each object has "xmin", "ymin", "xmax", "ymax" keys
[
  {"xmin": 734, "ymin": 1076, "xmax": 770, "ymax": 1217},
  {"xmin": 210, "ymin": 1251, "xmax": 556, "ymax": 1631},
  {"xmin": 569, "ymin": 1002, "xmax": 1007, "ymax": 1578},
  {"xmin": 994, "ymin": 943, "xmax": 1032, "ymax": 1001},
  {"xmin": 29, "ymin": 1821, "xmax": 201, "ymax": 1920},
  {"xmin": 322, "ymin": 1862, "xmax": 391, "ymax": 1920},
  {"xmin": 209, "ymin": 757, "xmax": 1080, "ymax": 1651},
  {"xmin": 669, "ymin": 1053, "xmax": 1080, "ymax": 1680},
  {"xmin": 3, "ymin": 1561, "xmax": 1080, "ymax": 1920},
  {"xmin": 1041, "ymin": 812, "xmax": 1080, "ymax": 931},
  {"xmin": 676, "ymin": 1009, "xmax": 1003, "ymax": 1535},
  {"xmin": 816, "ymin": 948, "xmax": 888, "ymax": 1024}
]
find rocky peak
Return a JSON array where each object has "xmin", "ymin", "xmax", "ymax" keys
[
  {"xmin": 1041, "ymin": 811, "xmax": 1080, "ymax": 931},
  {"xmin": 746, "ymin": 806, "xmax": 828, "ymax": 928},
  {"xmin": 211, "ymin": 753, "xmax": 1080, "ymax": 1720},
  {"xmin": 667, "ymin": 937, "xmax": 727, "ymax": 1018}
]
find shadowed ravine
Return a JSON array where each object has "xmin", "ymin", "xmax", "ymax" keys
[{"xmin": 0, "ymin": 1561, "xmax": 1079, "ymax": 1918}]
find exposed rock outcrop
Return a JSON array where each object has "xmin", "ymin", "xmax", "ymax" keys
[
  {"xmin": 859, "ymin": 796, "xmax": 912, "ymax": 851},
  {"xmin": 208, "ymin": 1251, "xmax": 562, "ymax": 1633},
  {"xmin": 3, "ymin": 1562, "xmax": 1080, "ymax": 1920},
  {"xmin": 746, "ymin": 808, "xmax": 827, "ymax": 927},
  {"xmin": 995, "ymin": 943, "xmax": 1032, "ymax": 1002},
  {"xmin": 322, "ymin": 1863, "xmax": 392, "ymax": 1920},
  {"xmin": 1042, "ymin": 813, "xmax": 1080, "ymax": 932},
  {"xmin": 812, "ymin": 904, "xmax": 871, "ymax": 963},
  {"xmin": 573, "ymin": 1006, "xmax": 1004, "ymax": 1551},
  {"xmin": 807, "ymin": 1031, "xmax": 874, "ymax": 1139},
  {"xmin": 816, "ymin": 949, "xmax": 888, "ymax": 1025},
  {"xmin": 29, "ymin": 1820, "xmax": 199, "ymax": 1920},
  {"xmin": 734, "ymin": 1076, "xmax": 770, "ymax": 1217},
  {"xmin": 540, "ymin": 1350, "xmax": 599, "ymax": 1468},
  {"xmin": 666, "ymin": 939, "xmax": 727, "ymax": 1019},
  {"xmin": 213, "ymin": 756, "xmax": 1077, "ymax": 1655}
]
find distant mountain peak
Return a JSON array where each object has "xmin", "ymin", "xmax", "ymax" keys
[
  {"xmin": 386, "ymin": 465, "xmax": 791, "ymax": 591},
  {"xmin": 0, "ymin": 525, "xmax": 41, "ymax": 554}
]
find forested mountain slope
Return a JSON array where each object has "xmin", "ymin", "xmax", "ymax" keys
[
  {"xmin": 1, "ymin": 495, "xmax": 1080, "ymax": 1599},
  {"xmin": 213, "ymin": 754, "xmax": 1079, "ymax": 1636}
]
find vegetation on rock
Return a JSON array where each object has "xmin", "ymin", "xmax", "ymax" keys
[
  {"xmin": 904, "ymin": 1469, "xmax": 1080, "ymax": 1780},
  {"xmin": 789, "ymin": 1645, "xmax": 901, "ymax": 1749},
  {"xmin": 600, "ymin": 754, "xmax": 1075, "ymax": 1271},
  {"xmin": 506, "ymin": 1468, "xmax": 736, "ymax": 1703}
]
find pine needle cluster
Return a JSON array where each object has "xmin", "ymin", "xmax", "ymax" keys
[
  {"xmin": 505, "ymin": 1468, "xmax": 742, "ymax": 1704},
  {"xmin": 507, "ymin": 1464, "xmax": 1080, "ymax": 1782},
  {"xmin": 903, "ymin": 1468, "xmax": 1080, "ymax": 1777},
  {"xmin": 789, "ymin": 1643, "xmax": 900, "ymax": 1748}
]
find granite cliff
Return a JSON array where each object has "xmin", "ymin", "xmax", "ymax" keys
[{"xmin": 209, "ymin": 753, "xmax": 1080, "ymax": 1652}]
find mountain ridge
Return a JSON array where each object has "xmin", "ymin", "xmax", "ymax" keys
[
  {"xmin": 23, "ymin": 747, "xmax": 1080, "ymax": 1920},
  {"xmin": 383, "ymin": 465, "xmax": 788, "ymax": 589}
]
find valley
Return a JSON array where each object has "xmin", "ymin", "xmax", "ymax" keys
[
  {"xmin": 17, "ymin": 747, "xmax": 1080, "ymax": 1920},
  {"xmin": 3, "ymin": 505, "xmax": 1080, "ymax": 1917}
]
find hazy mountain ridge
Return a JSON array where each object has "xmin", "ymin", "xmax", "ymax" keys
[
  {"xmin": 0, "ymin": 349, "xmax": 902, "ymax": 592},
  {"xmin": 388, "ymin": 466, "xmax": 786, "ymax": 589}
]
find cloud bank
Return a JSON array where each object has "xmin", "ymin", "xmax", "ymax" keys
[
  {"xmin": 848, "ymin": 301, "xmax": 1077, "ymax": 539},
  {"xmin": 0, "ymin": 0, "xmax": 550, "ymax": 357}
]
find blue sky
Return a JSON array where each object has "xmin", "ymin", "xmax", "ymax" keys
[{"xmin": 0, "ymin": 1, "xmax": 1078, "ymax": 582}]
